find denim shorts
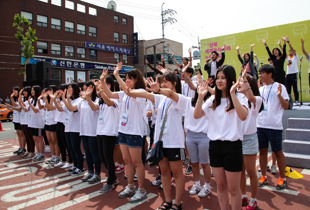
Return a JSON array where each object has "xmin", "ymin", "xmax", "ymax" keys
[
  {"xmin": 118, "ymin": 132, "xmax": 144, "ymax": 148},
  {"xmin": 242, "ymin": 133, "xmax": 259, "ymax": 155}
]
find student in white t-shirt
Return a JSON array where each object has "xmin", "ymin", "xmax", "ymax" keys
[
  {"xmin": 257, "ymin": 65, "xmax": 289, "ymax": 191},
  {"xmin": 194, "ymin": 65, "xmax": 248, "ymax": 210},
  {"xmin": 100, "ymin": 63, "xmax": 147, "ymax": 203},
  {"xmin": 285, "ymin": 39, "xmax": 299, "ymax": 102},
  {"xmin": 301, "ymin": 38, "xmax": 310, "ymax": 93}
]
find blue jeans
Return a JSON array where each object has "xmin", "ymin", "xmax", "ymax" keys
[
  {"xmin": 65, "ymin": 132, "xmax": 83, "ymax": 170},
  {"xmin": 81, "ymin": 136, "xmax": 101, "ymax": 175}
]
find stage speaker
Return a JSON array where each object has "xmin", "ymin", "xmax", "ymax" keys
[
  {"xmin": 31, "ymin": 79, "xmax": 60, "ymax": 89},
  {"xmin": 36, "ymin": 61, "xmax": 50, "ymax": 80},
  {"xmin": 26, "ymin": 64, "xmax": 37, "ymax": 81}
]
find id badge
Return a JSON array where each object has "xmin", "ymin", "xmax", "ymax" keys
[
  {"xmin": 121, "ymin": 110, "xmax": 129, "ymax": 126},
  {"xmin": 99, "ymin": 111, "xmax": 104, "ymax": 124},
  {"xmin": 46, "ymin": 112, "xmax": 50, "ymax": 119},
  {"xmin": 262, "ymin": 103, "xmax": 268, "ymax": 115},
  {"xmin": 65, "ymin": 113, "xmax": 69, "ymax": 122},
  {"xmin": 160, "ymin": 119, "xmax": 168, "ymax": 134}
]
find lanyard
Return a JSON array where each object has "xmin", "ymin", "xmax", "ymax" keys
[
  {"xmin": 262, "ymin": 82, "xmax": 274, "ymax": 103},
  {"xmin": 125, "ymin": 96, "xmax": 131, "ymax": 110},
  {"xmin": 161, "ymin": 97, "xmax": 171, "ymax": 119},
  {"xmin": 183, "ymin": 83, "xmax": 190, "ymax": 96}
]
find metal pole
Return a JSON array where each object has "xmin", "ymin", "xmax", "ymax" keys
[
  {"xmin": 161, "ymin": 3, "xmax": 165, "ymax": 62},
  {"xmin": 153, "ymin": 46, "xmax": 156, "ymax": 69},
  {"xmin": 299, "ymin": 60, "xmax": 303, "ymax": 106},
  {"xmin": 145, "ymin": 46, "xmax": 147, "ymax": 78}
]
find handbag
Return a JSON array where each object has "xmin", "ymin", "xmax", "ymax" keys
[{"xmin": 146, "ymin": 100, "xmax": 172, "ymax": 164}]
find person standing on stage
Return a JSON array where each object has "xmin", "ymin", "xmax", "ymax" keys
[{"xmin": 301, "ymin": 39, "xmax": 310, "ymax": 94}]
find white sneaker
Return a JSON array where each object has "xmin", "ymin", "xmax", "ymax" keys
[
  {"xmin": 44, "ymin": 145, "xmax": 51, "ymax": 153},
  {"xmin": 189, "ymin": 184, "xmax": 201, "ymax": 195},
  {"xmin": 61, "ymin": 162, "xmax": 73, "ymax": 169},
  {"xmin": 271, "ymin": 165, "xmax": 278, "ymax": 175},
  {"xmin": 54, "ymin": 162, "xmax": 66, "ymax": 167},
  {"xmin": 198, "ymin": 185, "xmax": 211, "ymax": 197},
  {"xmin": 129, "ymin": 189, "xmax": 147, "ymax": 203}
]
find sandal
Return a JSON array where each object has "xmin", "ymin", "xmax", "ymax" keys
[
  {"xmin": 171, "ymin": 203, "xmax": 183, "ymax": 210},
  {"xmin": 157, "ymin": 201, "xmax": 172, "ymax": 210}
]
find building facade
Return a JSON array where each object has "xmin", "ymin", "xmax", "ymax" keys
[{"xmin": 0, "ymin": 0, "xmax": 134, "ymax": 99}]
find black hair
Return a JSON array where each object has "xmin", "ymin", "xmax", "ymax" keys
[
  {"xmin": 69, "ymin": 83, "xmax": 80, "ymax": 99},
  {"xmin": 210, "ymin": 65, "xmax": 236, "ymax": 111},
  {"xmin": 85, "ymin": 81, "xmax": 97, "ymax": 102},
  {"xmin": 212, "ymin": 51, "xmax": 219, "ymax": 57},
  {"xmin": 78, "ymin": 82, "xmax": 85, "ymax": 90},
  {"xmin": 32, "ymin": 85, "xmax": 42, "ymax": 106},
  {"xmin": 125, "ymin": 69, "xmax": 146, "ymax": 89},
  {"xmin": 182, "ymin": 57, "xmax": 189, "ymax": 62},
  {"xmin": 114, "ymin": 81, "xmax": 120, "ymax": 91},
  {"xmin": 246, "ymin": 75, "xmax": 264, "ymax": 113},
  {"xmin": 244, "ymin": 53, "xmax": 251, "ymax": 62},
  {"xmin": 196, "ymin": 69, "xmax": 202, "ymax": 75},
  {"xmin": 12, "ymin": 86, "xmax": 20, "ymax": 102},
  {"xmin": 23, "ymin": 86, "xmax": 31, "ymax": 102},
  {"xmin": 258, "ymin": 64, "xmax": 275, "ymax": 79},
  {"xmin": 58, "ymin": 84, "xmax": 68, "ymax": 101},
  {"xmin": 99, "ymin": 76, "xmax": 115, "ymax": 105},
  {"xmin": 268, "ymin": 58, "xmax": 272, "ymax": 61},
  {"xmin": 185, "ymin": 67, "xmax": 194, "ymax": 77},
  {"xmin": 161, "ymin": 72, "xmax": 181, "ymax": 94},
  {"xmin": 272, "ymin": 48, "xmax": 282, "ymax": 57}
]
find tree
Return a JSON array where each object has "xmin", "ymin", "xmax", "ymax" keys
[
  {"xmin": 193, "ymin": 62, "xmax": 201, "ymax": 75},
  {"xmin": 12, "ymin": 14, "xmax": 37, "ymax": 75}
]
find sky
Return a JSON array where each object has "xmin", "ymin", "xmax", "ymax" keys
[{"xmin": 82, "ymin": 0, "xmax": 310, "ymax": 65}]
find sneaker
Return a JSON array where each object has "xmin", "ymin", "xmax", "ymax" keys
[
  {"xmin": 276, "ymin": 178, "xmax": 287, "ymax": 190},
  {"xmin": 45, "ymin": 157, "xmax": 55, "ymax": 164},
  {"xmin": 88, "ymin": 174, "xmax": 101, "ymax": 184},
  {"xmin": 72, "ymin": 168, "xmax": 85, "ymax": 176},
  {"xmin": 198, "ymin": 185, "xmax": 211, "ymax": 197},
  {"xmin": 151, "ymin": 175, "xmax": 161, "ymax": 186},
  {"xmin": 246, "ymin": 198, "xmax": 257, "ymax": 210},
  {"xmin": 21, "ymin": 152, "xmax": 29, "ymax": 158},
  {"xmin": 17, "ymin": 148, "xmax": 26, "ymax": 155},
  {"xmin": 124, "ymin": 173, "xmax": 138, "ymax": 181},
  {"xmin": 183, "ymin": 157, "xmax": 190, "ymax": 165},
  {"xmin": 271, "ymin": 165, "xmax": 278, "ymax": 175},
  {"xmin": 32, "ymin": 154, "xmax": 40, "ymax": 161},
  {"xmin": 242, "ymin": 196, "xmax": 248, "ymax": 206},
  {"xmin": 99, "ymin": 183, "xmax": 114, "ymax": 193},
  {"xmin": 34, "ymin": 154, "xmax": 45, "ymax": 162},
  {"xmin": 185, "ymin": 165, "xmax": 192, "ymax": 175},
  {"xmin": 61, "ymin": 162, "xmax": 73, "ymax": 169},
  {"xmin": 160, "ymin": 179, "xmax": 174, "ymax": 189},
  {"xmin": 258, "ymin": 176, "xmax": 268, "ymax": 187},
  {"xmin": 67, "ymin": 166, "xmax": 77, "ymax": 174},
  {"xmin": 81, "ymin": 173, "xmax": 93, "ymax": 182},
  {"xmin": 115, "ymin": 165, "xmax": 125, "ymax": 174},
  {"xmin": 25, "ymin": 153, "xmax": 35, "ymax": 159},
  {"xmin": 54, "ymin": 162, "xmax": 66, "ymax": 167},
  {"xmin": 118, "ymin": 185, "xmax": 136, "ymax": 198},
  {"xmin": 129, "ymin": 189, "xmax": 147, "ymax": 203},
  {"xmin": 266, "ymin": 165, "xmax": 271, "ymax": 172},
  {"xmin": 13, "ymin": 148, "xmax": 21, "ymax": 154},
  {"xmin": 189, "ymin": 184, "xmax": 201, "ymax": 195},
  {"xmin": 51, "ymin": 156, "xmax": 61, "ymax": 165},
  {"xmin": 44, "ymin": 145, "xmax": 51, "ymax": 153},
  {"xmin": 211, "ymin": 168, "xmax": 214, "ymax": 177}
]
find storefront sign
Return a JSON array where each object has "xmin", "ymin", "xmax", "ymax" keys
[
  {"xmin": 133, "ymin": 32, "xmax": 138, "ymax": 64},
  {"xmin": 85, "ymin": 41, "xmax": 132, "ymax": 55}
]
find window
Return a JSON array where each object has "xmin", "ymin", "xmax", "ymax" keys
[
  {"xmin": 51, "ymin": 18, "xmax": 61, "ymax": 30},
  {"xmin": 38, "ymin": 0, "xmax": 48, "ymax": 3},
  {"xmin": 77, "ymin": 47, "xmax": 85, "ymax": 58},
  {"xmin": 51, "ymin": 0, "xmax": 61, "ymax": 6},
  {"xmin": 89, "ymin": 7, "xmax": 97, "ymax": 16},
  {"xmin": 114, "ymin": 53, "xmax": 120, "ymax": 63},
  {"xmin": 123, "ymin": 55, "xmax": 128, "ymax": 64},
  {"xmin": 89, "ymin": 71, "xmax": 101, "ymax": 80},
  {"xmin": 65, "ymin": 46, "xmax": 74, "ymax": 57},
  {"xmin": 37, "ymin": 41, "xmax": 48, "ymax": 54},
  {"xmin": 122, "ymin": 18, "xmax": 127, "ymax": 25},
  {"xmin": 89, "ymin": 26, "xmax": 97, "ymax": 37},
  {"xmin": 77, "ymin": 4, "xmax": 86, "ymax": 13},
  {"xmin": 21, "ymin": 11, "xmax": 32, "ymax": 24},
  {"xmin": 114, "ymin": 32, "xmax": 119, "ymax": 42},
  {"xmin": 77, "ymin": 24, "xmax": 85, "ymax": 35},
  {"xmin": 114, "ymin": 15, "xmax": 119, "ymax": 23},
  {"xmin": 65, "ymin": 0, "xmax": 74, "ymax": 10},
  {"xmin": 51, "ymin": 43, "xmax": 61, "ymax": 55},
  {"xmin": 65, "ymin": 21, "xmax": 74, "ymax": 32},
  {"xmin": 89, "ymin": 49, "xmax": 97, "ymax": 60},
  {"xmin": 51, "ymin": 68, "xmax": 61, "ymax": 82},
  {"xmin": 123, "ymin": 34, "xmax": 128, "ymax": 44},
  {"xmin": 37, "ymin": 15, "xmax": 48, "ymax": 27}
]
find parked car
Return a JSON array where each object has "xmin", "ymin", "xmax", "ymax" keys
[{"xmin": 0, "ymin": 107, "xmax": 13, "ymax": 121}]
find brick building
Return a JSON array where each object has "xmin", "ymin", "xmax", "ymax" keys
[{"xmin": 0, "ymin": 0, "xmax": 135, "ymax": 100}]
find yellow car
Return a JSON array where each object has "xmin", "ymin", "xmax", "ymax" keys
[{"xmin": 0, "ymin": 107, "xmax": 13, "ymax": 121}]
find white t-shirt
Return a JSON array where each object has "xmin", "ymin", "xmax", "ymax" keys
[
  {"xmin": 96, "ymin": 99, "xmax": 120, "ymax": 136},
  {"xmin": 64, "ymin": 97, "xmax": 83, "ymax": 133},
  {"xmin": 307, "ymin": 55, "xmax": 310, "ymax": 73},
  {"xmin": 202, "ymin": 93, "xmax": 248, "ymax": 141},
  {"xmin": 191, "ymin": 75, "xmax": 204, "ymax": 82},
  {"xmin": 12, "ymin": 102, "xmax": 21, "ymax": 123},
  {"xmin": 241, "ymin": 96, "xmax": 263, "ymax": 135},
  {"xmin": 20, "ymin": 101, "xmax": 29, "ymax": 125},
  {"xmin": 117, "ymin": 90, "xmax": 147, "ymax": 137},
  {"xmin": 286, "ymin": 54, "xmax": 299, "ymax": 74},
  {"xmin": 146, "ymin": 100, "xmax": 156, "ymax": 125},
  {"xmin": 257, "ymin": 82, "xmax": 289, "ymax": 130},
  {"xmin": 77, "ymin": 98, "xmax": 99, "ymax": 137},
  {"xmin": 175, "ymin": 96, "xmax": 208, "ymax": 134},
  {"xmin": 153, "ymin": 94, "xmax": 185, "ymax": 148},
  {"xmin": 28, "ymin": 100, "xmax": 44, "ymax": 129},
  {"xmin": 45, "ymin": 109, "xmax": 57, "ymax": 125},
  {"xmin": 54, "ymin": 100, "xmax": 66, "ymax": 123},
  {"xmin": 181, "ymin": 80, "xmax": 196, "ymax": 99}
]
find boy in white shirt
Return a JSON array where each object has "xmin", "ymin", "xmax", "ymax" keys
[
  {"xmin": 257, "ymin": 65, "xmax": 289, "ymax": 190},
  {"xmin": 285, "ymin": 40, "xmax": 299, "ymax": 103}
]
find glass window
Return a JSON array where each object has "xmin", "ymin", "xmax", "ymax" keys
[
  {"xmin": 114, "ymin": 53, "xmax": 119, "ymax": 63},
  {"xmin": 65, "ymin": 46, "xmax": 74, "ymax": 57},
  {"xmin": 38, "ymin": 0, "xmax": 48, "ymax": 3},
  {"xmin": 123, "ymin": 34, "xmax": 128, "ymax": 44},
  {"xmin": 114, "ymin": 15, "xmax": 119, "ymax": 23},
  {"xmin": 51, "ymin": 43, "xmax": 61, "ymax": 55},
  {"xmin": 77, "ymin": 47, "xmax": 85, "ymax": 58},
  {"xmin": 65, "ymin": 21, "xmax": 74, "ymax": 32},
  {"xmin": 65, "ymin": 0, "xmax": 74, "ymax": 10},
  {"xmin": 89, "ymin": 7, "xmax": 97, "ymax": 16},
  {"xmin": 77, "ymin": 4, "xmax": 86, "ymax": 13},
  {"xmin": 89, "ymin": 26, "xmax": 97, "ymax": 37},
  {"xmin": 89, "ymin": 49, "xmax": 97, "ymax": 60},
  {"xmin": 77, "ymin": 24, "xmax": 85, "ymax": 35},
  {"xmin": 114, "ymin": 32, "xmax": 119, "ymax": 42},
  {"xmin": 37, "ymin": 41, "xmax": 48, "ymax": 54},
  {"xmin": 21, "ymin": 11, "xmax": 32, "ymax": 24},
  {"xmin": 123, "ymin": 54, "xmax": 128, "ymax": 64},
  {"xmin": 122, "ymin": 18, "xmax": 127, "ymax": 25},
  {"xmin": 51, "ymin": 68, "xmax": 61, "ymax": 82},
  {"xmin": 89, "ymin": 71, "xmax": 101, "ymax": 80},
  {"xmin": 37, "ymin": 15, "xmax": 48, "ymax": 27},
  {"xmin": 51, "ymin": 18, "xmax": 61, "ymax": 30},
  {"xmin": 51, "ymin": 0, "xmax": 61, "ymax": 6}
]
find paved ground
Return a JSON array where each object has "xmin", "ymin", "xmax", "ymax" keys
[
  {"xmin": 0, "ymin": 121, "xmax": 16, "ymax": 141},
  {"xmin": 0, "ymin": 123, "xmax": 310, "ymax": 209}
]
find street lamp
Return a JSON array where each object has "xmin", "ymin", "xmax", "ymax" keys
[{"xmin": 145, "ymin": 41, "xmax": 165, "ymax": 78}]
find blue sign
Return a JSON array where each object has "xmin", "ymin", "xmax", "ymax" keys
[
  {"xmin": 133, "ymin": 33, "xmax": 138, "ymax": 64},
  {"xmin": 21, "ymin": 56, "xmax": 133, "ymax": 73},
  {"xmin": 85, "ymin": 41, "xmax": 132, "ymax": 55}
]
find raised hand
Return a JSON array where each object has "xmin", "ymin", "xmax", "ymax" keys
[
  {"xmin": 197, "ymin": 81, "xmax": 209, "ymax": 96},
  {"xmin": 182, "ymin": 61, "xmax": 191, "ymax": 73},
  {"xmin": 100, "ymin": 68, "xmax": 108, "ymax": 82},
  {"xmin": 79, "ymin": 91, "xmax": 86, "ymax": 99},
  {"xmin": 113, "ymin": 62, "xmax": 122, "ymax": 76},
  {"xmin": 86, "ymin": 86, "xmax": 94, "ymax": 97},
  {"xmin": 196, "ymin": 73, "xmax": 203, "ymax": 85},
  {"xmin": 278, "ymin": 40, "xmax": 281, "ymax": 45},
  {"xmin": 242, "ymin": 63, "xmax": 250, "ymax": 80},
  {"xmin": 250, "ymin": 44, "xmax": 256, "ymax": 47},
  {"xmin": 66, "ymin": 89, "xmax": 72, "ymax": 98},
  {"xmin": 123, "ymin": 80, "xmax": 132, "ymax": 95},
  {"xmin": 188, "ymin": 48, "xmax": 192, "ymax": 53},
  {"xmin": 262, "ymin": 39, "xmax": 267, "ymax": 45},
  {"xmin": 220, "ymin": 44, "xmax": 226, "ymax": 51},
  {"xmin": 207, "ymin": 77, "xmax": 214, "ymax": 87},
  {"xmin": 281, "ymin": 36, "xmax": 287, "ymax": 41},
  {"xmin": 236, "ymin": 46, "xmax": 240, "ymax": 50},
  {"xmin": 230, "ymin": 76, "xmax": 241, "ymax": 94},
  {"xmin": 301, "ymin": 39, "xmax": 305, "ymax": 44},
  {"xmin": 28, "ymin": 96, "xmax": 31, "ymax": 103},
  {"xmin": 158, "ymin": 65, "xmax": 168, "ymax": 74},
  {"xmin": 19, "ymin": 88, "xmax": 24, "ymax": 96},
  {"xmin": 145, "ymin": 59, "xmax": 149, "ymax": 64},
  {"xmin": 172, "ymin": 52, "xmax": 176, "ymax": 57},
  {"xmin": 277, "ymin": 84, "xmax": 282, "ymax": 96},
  {"xmin": 146, "ymin": 77, "xmax": 160, "ymax": 93}
]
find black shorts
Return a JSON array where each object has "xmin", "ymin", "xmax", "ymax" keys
[
  {"xmin": 45, "ymin": 124, "xmax": 57, "ymax": 132},
  {"xmin": 31, "ymin": 128, "xmax": 43, "ymax": 137},
  {"xmin": 162, "ymin": 148, "xmax": 186, "ymax": 162},
  {"xmin": 209, "ymin": 140, "xmax": 243, "ymax": 172},
  {"xmin": 14, "ymin": 122, "xmax": 22, "ymax": 130}
]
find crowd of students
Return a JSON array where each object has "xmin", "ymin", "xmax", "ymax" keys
[{"xmin": 2, "ymin": 36, "xmax": 309, "ymax": 210}]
